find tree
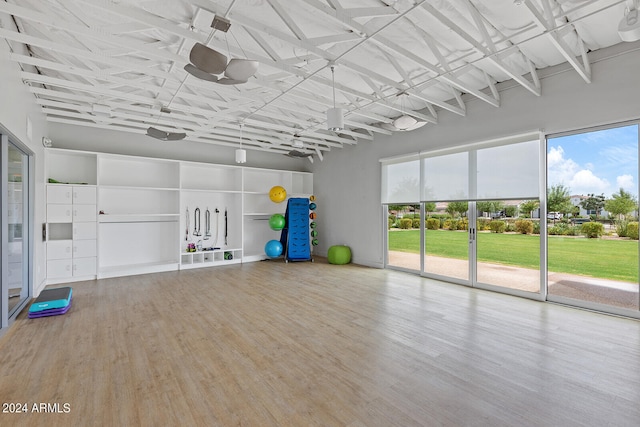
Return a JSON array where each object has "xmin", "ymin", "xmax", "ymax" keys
[
  {"xmin": 519, "ymin": 200, "xmax": 539, "ymax": 218},
  {"xmin": 424, "ymin": 202, "xmax": 436, "ymax": 215},
  {"xmin": 476, "ymin": 200, "xmax": 505, "ymax": 216},
  {"xmin": 605, "ymin": 188, "xmax": 638, "ymax": 219},
  {"xmin": 446, "ymin": 201, "xmax": 468, "ymax": 218},
  {"xmin": 547, "ymin": 184, "xmax": 572, "ymax": 215},
  {"xmin": 580, "ymin": 193, "xmax": 605, "ymax": 218}
]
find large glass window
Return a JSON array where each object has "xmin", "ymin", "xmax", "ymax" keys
[{"xmin": 547, "ymin": 124, "xmax": 639, "ymax": 313}]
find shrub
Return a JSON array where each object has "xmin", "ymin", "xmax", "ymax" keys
[
  {"xmin": 514, "ymin": 219, "xmax": 533, "ymax": 234},
  {"xmin": 628, "ymin": 222, "xmax": 639, "ymax": 240},
  {"xmin": 457, "ymin": 218, "xmax": 469, "ymax": 230},
  {"xmin": 581, "ymin": 221, "xmax": 604, "ymax": 238},
  {"xmin": 399, "ymin": 218, "xmax": 413, "ymax": 229},
  {"xmin": 426, "ymin": 218, "xmax": 440, "ymax": 230},
  {"xmin": 443, "ymin": 219, "xmax": 452, "ymax": 230},
  {"xmin": 532, "ymin": 221, "xmax": 540, "ymax": 234},
  {"xmin": 489, "ymin": 220, "xmax": 506, "ymax": 233},
  {"xmin": 616, "ymin": 219, "xmax": 629, "ymax": 237},
  {"xmin": 548, "ymin": 223, "xmax": 569, "ymax": 235},
  {"xmin": 476, "ymin": 218, "xmax": 491, "ymax": 231},
  {"xmin": 412, "ymin": 218, "xmax": 421, "ymax": 228},
  {"xmin": 388, "ymin": 218, "xmax": 394, "ymax": 229},
  {"xmin": 505, "ymin": 222, "xmax": 516, "ymax": 232}
]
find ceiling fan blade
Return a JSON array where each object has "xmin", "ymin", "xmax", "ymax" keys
[
  {"xmin": 224, "ymin": 58, "xmax": 259, "ymax": 81},
  {"xmin": 286, "ymin": 150, "xmax": 313, "ymax": 158},
  {"xmin": 406, "ymin": 121, "xmax": 427, "ymax": 131},
  {"xmin": 146, "ymin": 126, "xmax": 168, "ymax": 140},
  {"xmin": 189, "ymin": 43, "xmax": 227, "ymax": 74},
  {"xmin": 184, "ymin": 64, "xmax": 220, "ymax": 82},
  {"xmin": 215, "ymin": 77, "xmax": 248, "ymax": 85},
  {"xmin": 166, "ymin": 132, "xmax": 187, "ymax": 141}
]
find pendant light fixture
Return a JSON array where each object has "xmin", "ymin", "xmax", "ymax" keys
[
  {"xmin": 235, "ymin": 123, "xmax": 247, "ymax": 163},
  {"xmin": 326, "ymin": 64, "xmax": 343, "ymax": 132}
]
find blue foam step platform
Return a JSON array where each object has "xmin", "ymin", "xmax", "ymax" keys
[{"xmin": 29, "ymin": 287, "xmax": 73, "ymax": 313}]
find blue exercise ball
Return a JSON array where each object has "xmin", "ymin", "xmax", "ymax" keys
[
  {"xmin": 309, "ymin": 202, "xmax": 317, "ymax": 210},
  {"xmin": 265, "ymin": 240, "xmax": 283, "ymax": 258}
]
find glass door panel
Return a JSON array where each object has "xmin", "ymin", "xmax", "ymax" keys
[
  {"xmin": 6, "ymin": 142, "xmax": 29, "ymax": 316},
  {"xmin": 423, "ymin": 201, "xmax": 469, "ymax": 282},
  {"xmin": 387, "ymin": 204, "xmax": 421, "ymax": 271},
  {"xmin": 547, "ymin": 125, "xmax": 639, "ymax": 311},
  {"xmin": 475, "ymin": 200, "xmax": 541, "ymax": 293}
]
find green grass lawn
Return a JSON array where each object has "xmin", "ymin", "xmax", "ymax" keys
[{"xmin": 388, "ymin": 229, "xmax": 639, "ymax": 282}]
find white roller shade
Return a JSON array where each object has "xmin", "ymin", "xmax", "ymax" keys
[
  {"xmin": 422, "ymin": 151, "xmax": 469, "ymax": 201},
  {"xmin": 476, "ymin": 139, "xmax": 540, "ymax": 200},
  {"xmin": 380, "ymin": 155, "xmax": 420, "ymax": 203}
]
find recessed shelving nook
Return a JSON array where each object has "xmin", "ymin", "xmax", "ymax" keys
[{"xmin": 44, "ymin": 148, "xmax": 312, "ymax": 282}]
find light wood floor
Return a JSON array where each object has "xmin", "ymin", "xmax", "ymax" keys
[{"xmin": 1, "ymin": 259, "xmax": 640, "ymax": 427}]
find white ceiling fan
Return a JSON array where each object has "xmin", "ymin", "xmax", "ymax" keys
[
  {"xmin": 380, "ymin": 92, "xmax": 428, "ymax": 132},
  {"xmin": 183, "ymin": 15, "xmax": 259, "ymax": 85}
]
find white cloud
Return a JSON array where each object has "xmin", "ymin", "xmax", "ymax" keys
[
  {"xmin": 548, "ymin": 145, "xmax": 612, "ymax": 195},
  {"xmin": 569, "ymin": 170, "xmax": 609, "ymax": 195},
  {"xmin": 616, "ymin": 174, "xmax": 635, "ymax": 192},
  {"xmin": 547, "ymin": 146, "xmax": 579, "ymax": 186}
]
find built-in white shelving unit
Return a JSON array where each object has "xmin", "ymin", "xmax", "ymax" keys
[{"xmin": 44, "ymin": 148, "xmax": 312, "ymax": 281}]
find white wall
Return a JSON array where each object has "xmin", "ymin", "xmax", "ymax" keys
[
  {"xmin": 311, "ymin": 42, "xmax": 640, "ymax": 267},
  {"xmin": 48, "ymin": 122, "xmax": 312, "ymax": 173},
  {"xmin": 0, "ymin": 20, "xmax": 49, "ymax": 293}
]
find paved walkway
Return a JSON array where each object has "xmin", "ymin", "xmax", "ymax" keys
[{"xmin": 388, "ymin": 251, "xmax": 639, "ymax": 310}]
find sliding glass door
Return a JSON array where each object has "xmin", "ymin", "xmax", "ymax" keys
[{"xmin": 383, "ymin": 135, "xmax": 543, "ymax": 294}]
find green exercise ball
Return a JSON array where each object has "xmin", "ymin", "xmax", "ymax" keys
[
  {"xmin": 269, "ymin": 213, "xmax": 285, "ymax": 231},
  {"xmin": 310, "ymin": 222, "xmax": 317, "ymax": 228},
  {"xmin": 311, "ymin": 230, "xmax": 318, "ymax": 237}
]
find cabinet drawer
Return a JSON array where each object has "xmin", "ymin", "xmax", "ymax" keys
[
  {"xmin": 47, "ymin": 185, "xmax": 72, "ymax": 204},
  {"xmin": 47, "ymin": 259, "xmax": 73, "ymax": 278},
  {"xmin": 73, "ymin": 222, "xmax": 97, "ymax": 240},
  {"xmin": 47, "ymin": 204, "xmax": 72, "ymax": 223},
  {"xmin": 73, "ymin": 239, "xmax": 97, "ymax": 258},
  {"xmin": 73, "ymin": 257, "xmax": 97, "ymax": 276},
  {"xmin": 47, "ymin": 240, "xmax": 72, "ymax": 260},
  {"xmin": 73, "ymin": 204, "xmax": 97, "ymax": 222},
  {"xmin": 73, "ymin": 186, "xmax": 96, "ymax": 204}
]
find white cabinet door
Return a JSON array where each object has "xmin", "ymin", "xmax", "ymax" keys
[
  {"xmin": 47, "ymin": 204, "xmax": 72, "ymax": 222},
  {"xmin": 47, "ymin": 185, "xmax": 72, "ymax": 204},
  {"xmin": 73, "ymin": 222, "xmax": 97, "ymax": 240},
  {"xmin": 73, "ymin": 257, "xmax": 97, "ymax": 276},
  {"xmin": 73, "ymin": 239, "xmax": 97, "ymax": 258},
  {"xmin": 73, "ymin": 186, "xmax": 96, "ymax": 204},
  {"xmin": 47, "ymin": 240, "xmax": 73, "ymax": 260},
  {"xmin": 73, "ymin": 204, "xmax": 97, "ymax": 222},
  {"xmin": 47, "ymin": 259, "xmax": 73, "ymax": 278}
]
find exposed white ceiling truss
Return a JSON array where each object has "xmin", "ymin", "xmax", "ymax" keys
[{"xmin": 0, "ymin": 0, "xmax": 633, "ymax": 160}]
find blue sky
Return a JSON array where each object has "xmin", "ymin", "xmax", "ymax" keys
[{"xmin": 547, "ymin": 124, "xmax": 638, "ymax": 199}]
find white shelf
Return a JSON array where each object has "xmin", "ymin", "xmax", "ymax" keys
[
  {"xmin": 181, "ymin": 188, "xmax": 242, "ymax": 194},
  {"xmin": 99, "ymin": 185, "xmax": 180, "ymax": 192},
  {"xmin": 98, "ymin": 214, "xmax": 180, "ymax": 223},
  {"xmin": 180, "ymin": 248, "xmax": 242, "ymax": 269}
]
